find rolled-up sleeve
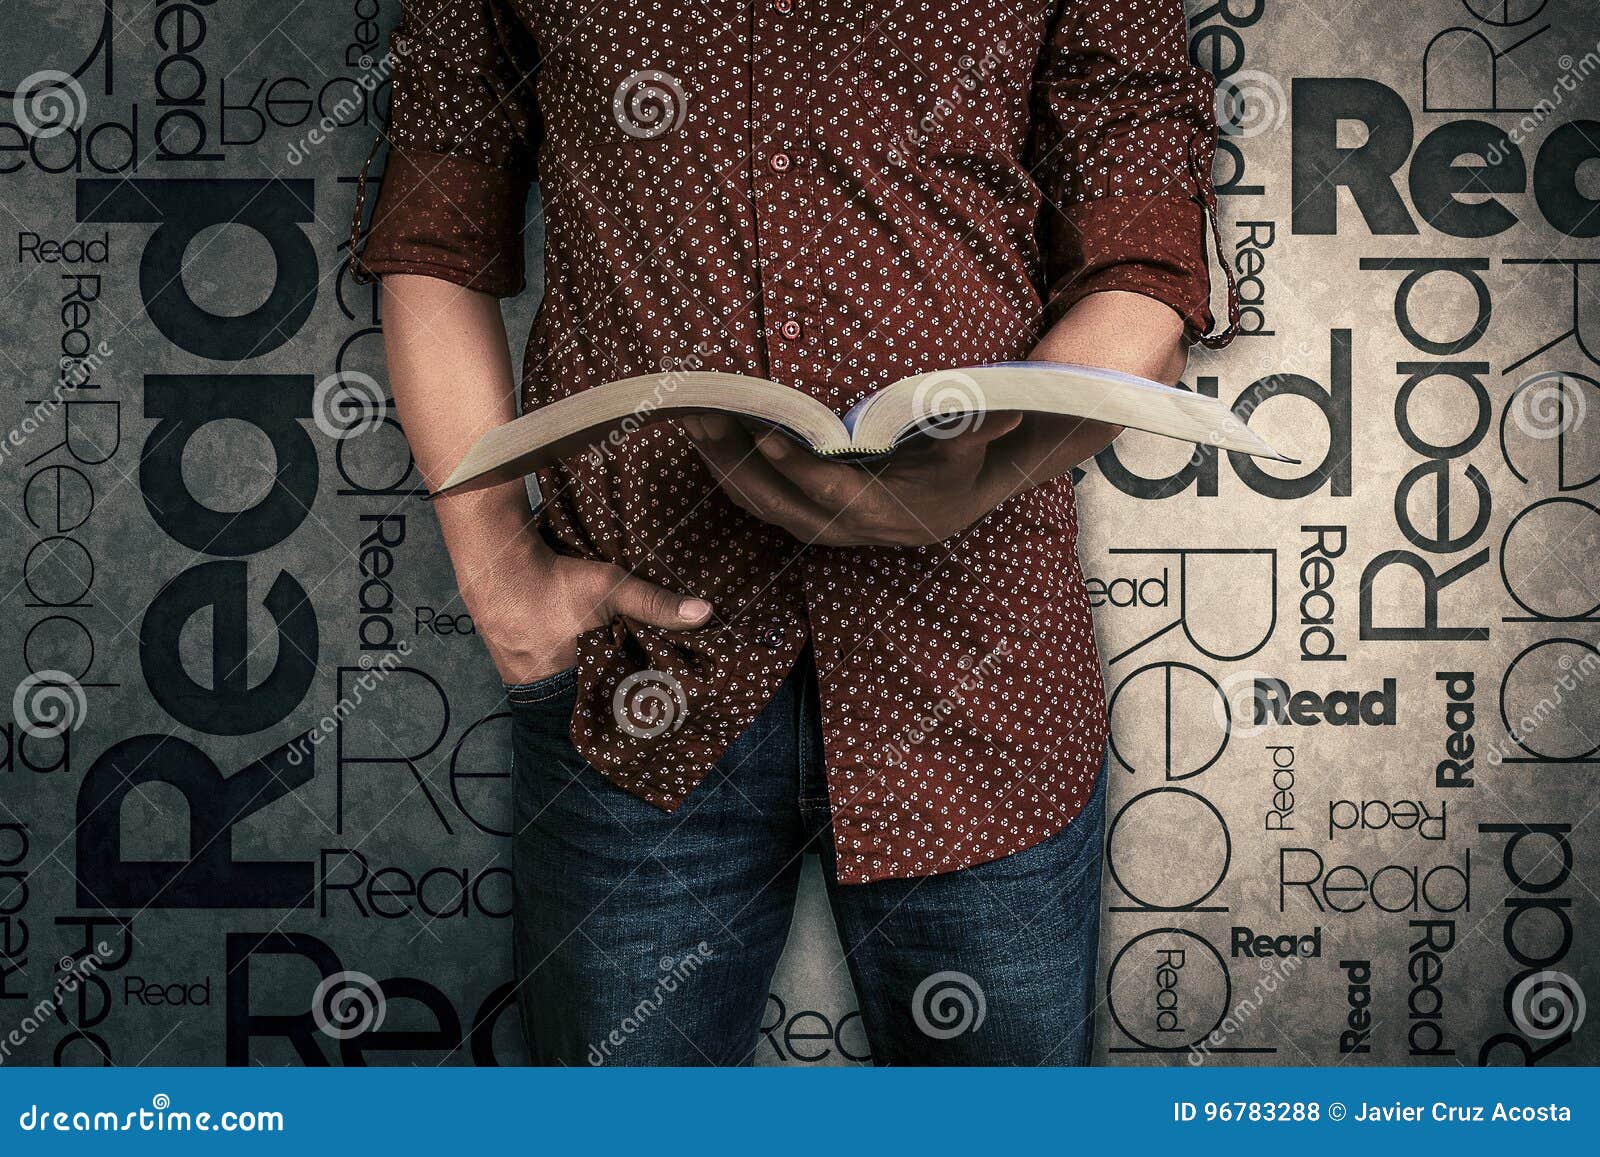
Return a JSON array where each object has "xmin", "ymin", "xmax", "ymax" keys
[
  {"xmin": 1030, "ymin": 0, "xmax": 1236, "ymax": 346},
  {"xmin": 350, "ymin": 0, "xmax": 540, "ymax": 297}
]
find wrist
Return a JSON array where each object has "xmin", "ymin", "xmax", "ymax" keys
[
  {"xmin": 456, "ymin": 539, "xmax": 553, "ymax": 618},
  {"xmin": 433, "ymin": 495, "xmax": 555, "ymax": 622}
]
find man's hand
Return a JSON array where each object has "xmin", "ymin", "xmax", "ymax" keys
[
  {"xmin": 473, "ymin": 551, "xmax": 713, "ymax": 684},
  {"xmin": 379, "ymin": 275, "xmax": 713, "ymax": 688},
  {"xmin": 683, "ymin": 289, "xmax": 1187, "ymax": 548},
  {"xmin": 681, "ymin": 411, "xmax": 1118, "ymax": 548}
]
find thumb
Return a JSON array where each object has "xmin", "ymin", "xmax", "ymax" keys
[{"xmin": 607, "ymin": 572, "xmax": 714, "ymax": 631}]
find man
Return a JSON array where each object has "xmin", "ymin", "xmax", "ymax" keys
[{"xmin": 353, "ymin": 0, "xmax": 1236, "ymax": 1065}]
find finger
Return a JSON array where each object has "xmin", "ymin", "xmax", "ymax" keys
[
  {"xmin": 685, "ymin": 417, "xmax": 834, "ymax": 540},
  {"xmin": 686, "ymin": 417, "xmax": 802, "ymax": 514},
  {"xmin": 751, "ymin": 429, "xmax": 873, "ymax": 513},
  {"xmin": 971, "ymin": 413, "xmax": 1116, "ymax": 501},
  {"xmin": 682, "ymin": 414, "xmax": 766, "ymax": 492},
  {"xmin": 947, "ymin": 410, "xmax": 1023, "ymax": 444},
  {"xmin": 749, "ymin": 427, "xmax": 958, "ymax": 543},
  {"xmin": 903, "ymin": 411, "xmax": 1024, "ymax": 462},
  {"xmin": 607, "ymin": 573, "xmax": 714, "ymax": 630}
]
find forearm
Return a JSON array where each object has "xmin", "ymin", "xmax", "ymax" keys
[
  {"xmin": 987, "ymin": 289, "xmax": 1189, "ymax": 497},
  {"xmin": 1032, "ymin": 288, "xmax": 1188, "ymax": 384},
  {"xmin": 381, "ymin": 274, "xmax": 552, "ymax": 619}
]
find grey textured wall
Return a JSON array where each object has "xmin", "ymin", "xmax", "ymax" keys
[{"xmin": 1, "ymin": 0, "xmax": 1596, "ymax": 1066}]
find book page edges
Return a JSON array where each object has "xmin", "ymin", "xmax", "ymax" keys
[
  {"xmin": 862, "ymin": 365, "xmax": 1295, "ymax": 463},
  {"xmin": 437, "ymin": 373, "xmax": 850, "ymax": 493}
]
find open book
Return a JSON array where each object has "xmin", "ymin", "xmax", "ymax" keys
[{"xmin": 437, "ymin": 361, "xmax": 1294, "ymax": 493}]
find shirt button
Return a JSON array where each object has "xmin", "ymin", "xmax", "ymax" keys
[
  {"xmin": 769, "ymin": 151, "xmax": 792, "ymax": 173},
  {"xmin": 779, "ymin": 319, "xmax": 802, "ymax": 341},
  {"xmin": 774, "ymin": 0, "xmax": 794, "ymax": 12},
  {"xmin": 758, "ymin": 628, "xmax": 786, "ymax": 649}
]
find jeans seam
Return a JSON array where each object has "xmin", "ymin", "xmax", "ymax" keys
[{"xmin": 797, "ymin": 657, "xmax": 821, "ymax": 827}]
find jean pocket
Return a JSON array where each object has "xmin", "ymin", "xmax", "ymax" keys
[{"xmin": 503, "ymin": 665, "xmax": 579, "ymax": 705}]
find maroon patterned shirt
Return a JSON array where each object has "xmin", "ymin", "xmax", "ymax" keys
[{"xmin": 353, "ymin": 0, "xmax": 1235, "ymax": 883}]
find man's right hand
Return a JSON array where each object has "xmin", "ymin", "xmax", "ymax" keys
[
  {"xmin": 474, "ymin": 553, "xmax": 714, "ymax": 686},
  {"xmin": 377, "ymin": 275, "xmax": 715, "ymax": 689}
]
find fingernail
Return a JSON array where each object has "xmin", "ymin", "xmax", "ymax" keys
[
  {"xmin": 701, "ymin": 415, "xmax": 731, "ymax": 439},
  {"xmin": 679, "ymin": 597, "xmax": 712, "ymax": 621},
  {"xmin": 760, "ymin": 432, "xmax": 790, "ymax": 459},
  {"xmin": 682, "ymin": 417, "xmax": 703, "ymax": 438}
]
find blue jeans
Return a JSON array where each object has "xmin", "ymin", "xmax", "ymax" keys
[{"xmin": 507, "ymin": 649, "xmax": 1107, "ymax": 1066}]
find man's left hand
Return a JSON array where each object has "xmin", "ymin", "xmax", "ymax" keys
[
  {"xmin": 680, "ymin": 410, "xmax": 1119, "ymax": 548},
  {"xmin": 682, "ymin": 290, "xmax": 1188, "ymax": 548}
]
